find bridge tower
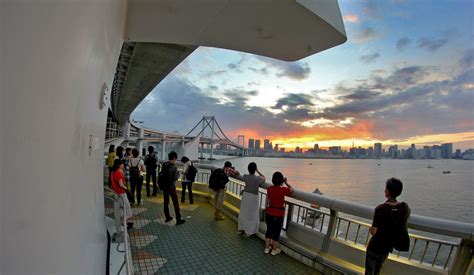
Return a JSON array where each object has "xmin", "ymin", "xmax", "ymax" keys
[{"xmin": 238, "ymin": 135, "xmax": 245, "ymax": 156}]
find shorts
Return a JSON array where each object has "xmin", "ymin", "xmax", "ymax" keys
[{"xmin": 265, "ymin": 213, "xmax": 284, "ymax": 241}]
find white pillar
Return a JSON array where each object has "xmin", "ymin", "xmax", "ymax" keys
[
  {"xmin": 162, "ymin": 135, "xmax": 167, "ymax": 159},
  {"xmin": 1, "ymin": 1, "xmax": 126, "ymax": 274}
]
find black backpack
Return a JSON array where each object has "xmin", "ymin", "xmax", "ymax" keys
[
  {"xmin": 130, "ymin": 159, "xmax": 141, "ymax": 180},
  {"xmin": 392, "ymin": 202, "xmax": 410, "ymax": 251},
  {"xmin": 158, "ymin": 162, "xmax": 173, "ymax": 190},
  {"xmin": 145, "ymin": 153, "xmax": 158, "ymax": 169},
  {"xmin": 186, "ymin": 163, "xmax": 198, "ymax": 182},
  {"xmin": 208, "ymin": 168, "xmax": 229, "ymax": 191}
]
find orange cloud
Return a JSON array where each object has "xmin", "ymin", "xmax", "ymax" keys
[{"xmin": 343, "ymin": 14, "xmax": 360, "ymax": 23}]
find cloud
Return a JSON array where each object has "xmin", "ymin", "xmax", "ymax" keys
[
  {"xmin": 360, "ymin": 52, "xmax": 381, "ymax": 64},
  {"xmin": 253, "ymin": 56, "xmax": 311, "ymax": 80},
  {"xmin": 396, "ymin": 37, "xmax": 411, "ymax": 51},
  {"xmin": 344, "ymin": 14, "xmax": 359, "ymax": 23},
  {"xmin": 341, "ymin": 90, "xmax": 381, "ymax": 101},
  {"xmin": 459, "ymin": 48, "xmax": 474, "ymax": 68},
  {"xmin": 248, "ymin": 67, "xmax": 269, "ymax": 76},
  {"xmin": 223, "ymin": 89, "xmax": 258, "ymax": 106},
  {"xmin": 353, "ymin": 27, "xmax": 379, "ymax": 43},
  {"xmin": 363, "ymin": 0, "xmax": 381, "ymax": 19},
  {"xmin": 273, "ymin": 93, "xmax": 314, "ymax": 109},
  {"xmin": 417, "ymin": 37, "xmax": 448, "ymax": 52}
]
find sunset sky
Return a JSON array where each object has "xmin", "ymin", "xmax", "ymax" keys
[{"xmin": 132, "ymin": 0, "xmax": 474, "ymax": 150}]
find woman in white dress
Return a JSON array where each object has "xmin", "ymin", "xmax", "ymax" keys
[{"xmin": 233, "ymin": 162, "xmax": 265, "ymax": 236}]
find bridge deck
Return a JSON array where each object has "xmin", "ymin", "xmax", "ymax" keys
[{"xmin": 106, "ymin": 191, "xmax": 318, "ymax": 274}]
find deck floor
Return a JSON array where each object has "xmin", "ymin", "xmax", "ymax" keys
[{"xmin": 106, "ymin": 191, "xmax": 318, "ymax": 274}]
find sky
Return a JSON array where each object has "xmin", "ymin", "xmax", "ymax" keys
[{"xmin": 132, "ymin": 0, "xmax": 474, "ymax": 151}]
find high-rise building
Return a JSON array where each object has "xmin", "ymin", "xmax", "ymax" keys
[
  {"xmin": 441, "ymin": 143, "xmax": 453, "ymax": 158},
  {"xmin": 295, "ymin": 146, "xmax": 301, "ymax": 153},
  {"xmin": 314, "ymin": 144, "xmax": 319, "ymax": 150},
  {"xmin": 423, "ymin": 146, "xmax": 431, "ymax": 159},
  {"xmin": 329, "ymin": 146, "xmax": 341, "ymax": 155},
  {"xmin": 248, "ymin": 139, "xmax": 255, "ymax": 150},
  {"xmin": 374, "ymin": 143, "xmax": 382, "ymax": 157},
  {"xmin": 264, "ymin": 139, "xmax": 273, "ymax": 151},
  {"xmin": 388, "ymin": 145, "xmax": 398, "ymax": 158},
  {"xmin": 255, "ymin": 139, "xmax": 261, "ymax": 151}
]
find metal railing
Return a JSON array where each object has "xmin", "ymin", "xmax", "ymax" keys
[
  {"xmin": 106, "ymin": 118, "xmax": 123, "ymax": 142},
  {"xmin": 192, "ymin": 165, "xmax": 473, "ymax": 273},
  {"xmin": 105, "ymin": 194, "xmax": 133, "ymax": 275}
]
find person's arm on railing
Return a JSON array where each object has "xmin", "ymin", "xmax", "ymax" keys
[
  {"xmin": 284, "ymin": 177, "xmax": 294, "ymax": 193},
  {"xmin": 256, "ymin": 169, "xmax": 265, "ymax": 185}
]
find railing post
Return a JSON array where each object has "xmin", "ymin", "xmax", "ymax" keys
[
  {"xmin": 450, "ymin": 239, "xmax": 474, "ymax": 274},
  {"xmin": 322, "ymin": 209, "xmax": 338, "ymax": 253},
  {"xmin": 286, "ymin": 204, "xmax": 294, "ymax": 232}
]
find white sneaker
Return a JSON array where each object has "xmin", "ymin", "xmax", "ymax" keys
[
  {"xmin": 264, "ymin": 247, "xmax": 271, "ymax": 254},
  {"xmin": 271, "ymin": 248, "xmax": 281, "ymax": 256}
]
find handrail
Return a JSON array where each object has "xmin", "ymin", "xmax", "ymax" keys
[
  {"xmin": 192, "ymin": 163, "xmax": 474, "ymax": 240},
  {"xmin": 105, "ymin": 193, "xmax": 132, "ymax": 275}
]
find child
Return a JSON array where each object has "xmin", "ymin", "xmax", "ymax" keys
[
  {"xmin": 264, "ymin": 172, "xmax": 293, "ymax": 255},
  {"xmin": 365, "ymin": 178, "xmax": 410, "ymax": 275}
]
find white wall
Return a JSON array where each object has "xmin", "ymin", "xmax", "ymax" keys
[{"xmin": 1, "ymin": 1, "xmax": 126, "ymax": 274}]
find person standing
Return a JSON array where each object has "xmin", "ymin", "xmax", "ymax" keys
[
  {"xmin": 106, "ymin": 145, "xmax": 115, "ymax": 188},
  {"xmin": 212, "ymin": 161, "xmax": 238, "ymax": 221},
  {"xmin": 145, "ymin": 146, "xmax": 159, "ymax": 196},
  {"xmin": 180, "ymin": 156, "xmax": 194, "ymax": 204},
  {"xmin": 160, "ymin": 151, "xmax": 185, "ymax": 225},
  {"xmin": 110, "ymin": 159, "xmax": 133, "ymax": 229},
  {"xmin": 129, "ymin": 148, "xmax": 145, "ymax": 206},
  {"xmin": 365, "ymin": 178, "xmax": 410, "ymax": 275},
  {"xmin": 233, "ymin": 162, "xmax": 265, "ymax": 236},
  {"xmin": 264, "ymin": 172, "xmax": 293, "ymax": 256}
]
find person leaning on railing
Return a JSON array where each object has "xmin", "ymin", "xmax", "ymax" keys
[
  {"xmin": 233, "ymin": 162, "xmax": 265, "ymax": 237},
  {"xmin": 264, "ymin": 172, "xmax": 294, "ymax": 256},
  {"xmin": 365, "ymin": 178, "xmax": 410, "ymax": 275}
]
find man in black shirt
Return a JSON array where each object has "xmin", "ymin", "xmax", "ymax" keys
[{"xmin": 365, "ymin": 178, "xmax": 410, "ymax": 275}]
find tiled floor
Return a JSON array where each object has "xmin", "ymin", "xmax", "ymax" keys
[{"xmin": 106, "ymin": 190, "xmax": 318, "ymax": 274}]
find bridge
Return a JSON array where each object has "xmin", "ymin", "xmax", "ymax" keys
[
  {"xmin": 3, "ymin": 1, "xmax": 473, "ymax": 275},
  {"xmin": 106, "ymin": 115, "xmax": 245, "ymax": 160}
]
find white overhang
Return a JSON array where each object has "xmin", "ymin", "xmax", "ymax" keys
[{"xmin": 126, "ymin": 0, "xmax": 347, "ymax": 61}]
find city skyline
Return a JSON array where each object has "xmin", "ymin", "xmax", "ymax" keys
[{"xmin": 132, "ymin": 0, "xmax": 474, "ymax": 150}]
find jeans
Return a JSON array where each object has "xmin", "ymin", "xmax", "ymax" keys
[
  {"xmin": 163, "ymin": 186, "xmax": 181, "ymax": 220},
  {"xmin": 130, "ymin": 176, "xmax": 143, "ymax": 204},
  {"xmin": 181, "ymin": 181, "xmax": 193, "ymax": 203},
  {"xmin": 146, "ymin": 168, "xmax": 157, "ymax": 196},
  {"xmin": 365, "ymin": 250, "xmax": 388, "ymax": 275}
]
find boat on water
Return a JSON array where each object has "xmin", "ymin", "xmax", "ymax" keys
[
  {"xmin": 427, "ymin": 165, "xmax": 433, "ymax": 168},
  {"xmin": 443, "ymin": 171, "xmax": 451, "ymax": 174}
]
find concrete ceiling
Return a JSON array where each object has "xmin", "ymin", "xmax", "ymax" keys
[
  {"xmin": 111, "ymin": 1, "xmax": 347, "ymax": 125},
  {"xmin": 111, "ymin": 42, "xmax": 196, "ymax": 124},
  {"xmin": 126, "ymin": 0, "xmax": 347, "ymax": 61}
]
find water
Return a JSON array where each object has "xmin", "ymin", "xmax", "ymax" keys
[{"xmin": 205, "ymin": 157, "xmax": 473, "ymax": 223}]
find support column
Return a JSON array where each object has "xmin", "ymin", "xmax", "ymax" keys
[
  {"xmin": 162, "ymin": 135, "xmax": 167, "ymax": 159},
  {"xmin": 137, "ymin": 128, "xmax": 144, "ymax": 155}
]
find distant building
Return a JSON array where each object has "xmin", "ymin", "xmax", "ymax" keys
[
  {"xmin": 329, "ymin": 146, "xmax": 341, "ymax": 155},
  {"xmin": 374, "ymin": 143, "xmax": 382, "ymax": 157},
  {"xmin": 248, "ymin": 139, "xmax": 255, "ymax": 150},
  {"xmin": 255, "ymin": 139, "xmax": 261, "ymax": 152},
  {"xmin": 423, "ymin": 146, "xmax": 431, "ymax": 159},
  {"xmin": 441, "ymin": 143, "xmax": 453, "ymax": 158},
  {"xmin": 264, "ymin": 139, "xmax": 273, "ymax": 151},
  {"xmin": 431, "ymin": 146, "xmax": 442, "ymax": 159},
  {"xmin": 388, "ymin": 145, "xmax": 398, "ymax": 158},
  {"xmin": 314, "ymin": 144, "xmax": 319, "ymax": 150},
  {"xmin": 274, "ymin": 144, "xmax": 279, "ymax": 152},
  {"xmin": 454, "ymin": 149, "xmax": 462, "ymax": 158}
]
